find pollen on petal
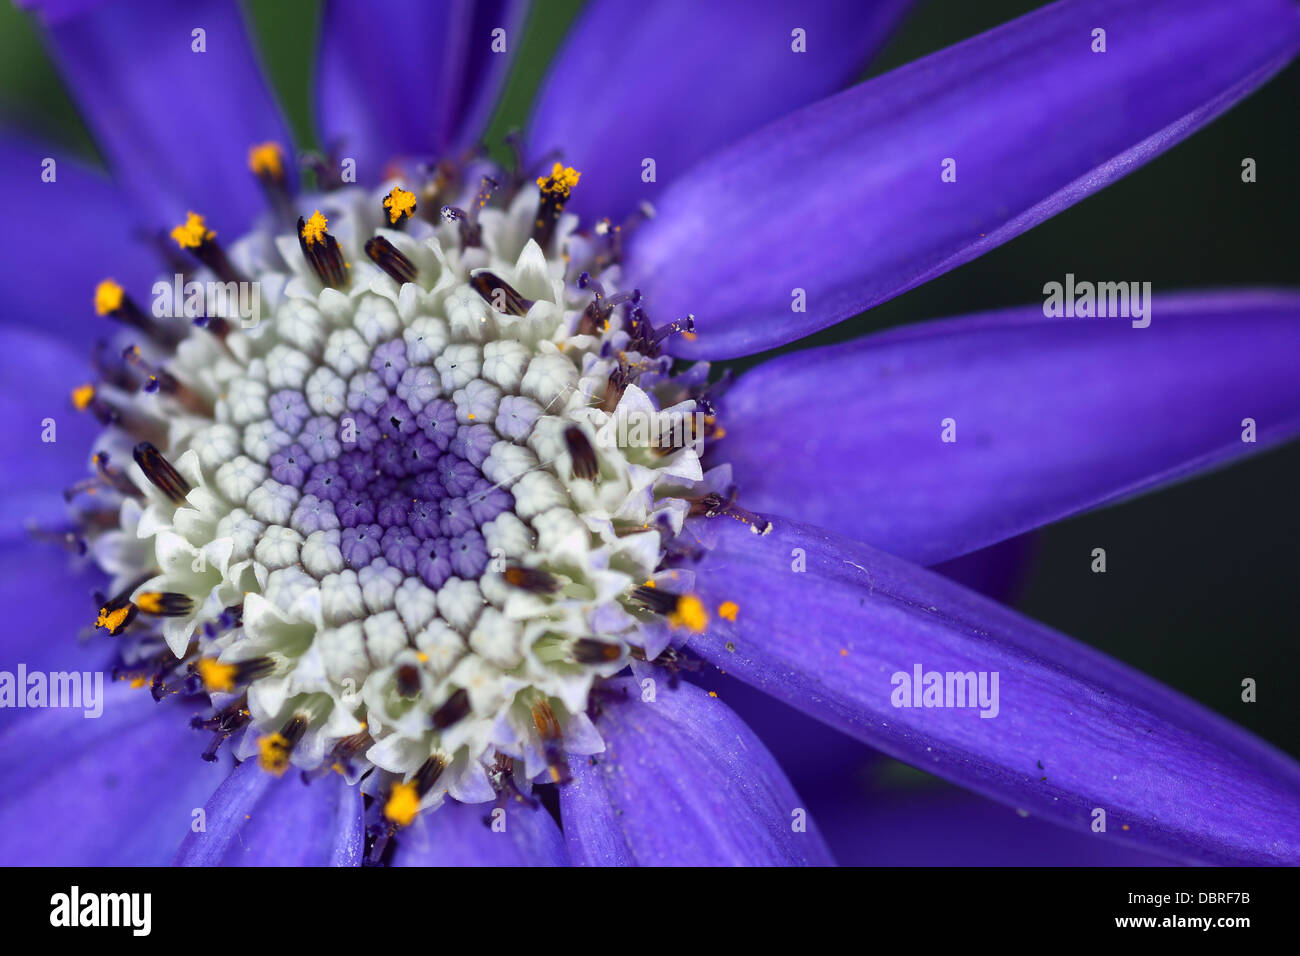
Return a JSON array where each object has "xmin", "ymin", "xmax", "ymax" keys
[
  {"xmin": 94, "ymin": 279, "xmax": 124, "ymax": 316},
  {"xmin": 718, "ymin": 600, "xmax": 739, "ymax": 621},
  {"xmin": 170, "ymin": 211, "xmax": 214, "ymax": 250}
]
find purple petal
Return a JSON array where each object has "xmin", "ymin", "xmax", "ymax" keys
[
  {"xmin": 35, "ymin": 0, "xmax": 292, "ymax": 235},
  {"xmin": 626, "ymin": 0, "xmax": 1300, "ymax": 358},
  {"xmin": 529, "ymin": 0, "xmax": 911, "ymax": 221},
  {"xmin": 716, "ymin": 291, "xmax": 1300, "ymax": 565},
  {"xmin": 316, "ymin": 0, "xmax": 528, "ymax": 178},
  {"xmin": 560, "ymin": 676, "xmax": 834, "ymax": 865},
  {"xmin": 390, "ymin": 796, "xmax": 570, "ymax": 866},
  {"xmin": 0, "ymin": 542, "xmax": 108, "ymax": 675},
  {"xmin": 0, "ymin": 684, "xmax": 231, "ymax": 865},
  {"xmin": 0, "ymin": 139, "xmax": 157, "ymax": 338},
  {"xmin": 174, "ymin": 759, "xmax": 364, "ymax": 866},
  {"xmin": 0, "ymin": 325, "xmax": 101, "ymax": 543},
  {"xmin": 821, "ymin": 784, "xmax": 1174, "ymax": 866},
  {"xmin": 683, "ymin": 514, "xmax": 1300, "ymax": 864}
]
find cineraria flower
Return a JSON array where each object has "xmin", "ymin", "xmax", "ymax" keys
[{"xmin": 1, "ymin": 0, "xmax": 1298, "ymax": 867}]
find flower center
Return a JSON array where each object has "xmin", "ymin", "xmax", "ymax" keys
[{"xmin": 67, "ymin": 148, "xmax": 739, "ymax": 831}]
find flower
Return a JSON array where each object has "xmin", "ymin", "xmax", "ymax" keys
[{"xmin": 1, "ymin": 0, "xmax": 1298, "ymax": 867}]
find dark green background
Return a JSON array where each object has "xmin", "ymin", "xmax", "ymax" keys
[{"xmin": 2, "ymin": 0, "xmax": 1296, "ymax": 770}]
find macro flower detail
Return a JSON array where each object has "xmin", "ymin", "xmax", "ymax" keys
[{"xmin": 1, "ymin": 0, "xmax": 1299, "ymax": 869}]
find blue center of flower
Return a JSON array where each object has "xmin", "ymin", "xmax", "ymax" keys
[{"xmin": 265, "ymin": 335, "xmax": 512, "ymax": 588}]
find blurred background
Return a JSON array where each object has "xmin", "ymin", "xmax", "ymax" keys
[{"xmin": 2, "ymin": 0, "xmax": 1296, "ymax": 863}]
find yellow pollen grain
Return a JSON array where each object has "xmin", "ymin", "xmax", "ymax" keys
[
  {"xmin": 247, "ymin": 141, "xmax": 284, "ymax": 179},
  {"xmin": 258, "ymin": 732, "xmax": 292, "ymax": 775},
  {"xmin": 170, "ymin": 211, "xmax": 214, "ymax": 250},
  {"xmin": 668, "ymin": 594, "xmax": 708, "ymax": 633},
  {"xmin": 94, "ymin": 279, "xmax": 124, "ymax": 315},
  {"xmin": 718, "ymin": 601, "xmax": 739, "ymax": 622},
  {"xmin": 196, "ymin": 658, "xmax": 237, "ymax": 693},
  {"xmin": 708, "ymin": 691, "xmax": 718, "ymax": 698},
  {"xmin": 129, "ymin": 676, "xmax": 148, "ymax": 689},
  {"xmin": 383, "ymin": 186, "xmax": 417, "ymax": 223},
  {"xmin": 536, "ymin": 162, "xmax": 581, "ymax": 197},
  {"xmin": 301, "ymin": 209, "xmax": 329, "ymax": 246},
  {"xmin": 384, "ymin": 781, "xmax": 420, "ymax": 827},
  {"xmin": 95, "ymin": 603, "xmax": 131, "ymax": 633},
  {"xmin": 71, "ymin": 383, "xmax": 96, "ymax": 411}
]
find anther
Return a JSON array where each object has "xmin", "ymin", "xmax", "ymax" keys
[
  {"xmin": 248, "ymin": 141, "xmax": 295, "ymax": 222},
  {"xmin": 383, "ymin": 755, "xmax": 446, "ymax": 827},
  {"xmin": 298, "ymin": 211, "xmax": 350, "ymax": 289},
  {"xmin": 439, "ymin": 175, "xmax": 497, "ymax": 247},
  {"xmin": 469, "ymin": 271, "xmax": 533, "ymax": 316},
  {"xmin": 383, "ymin": 186, "xmax": 417, "ymax": 226},
  {"xmin": 195, "ymin": 656, "xmax": 273, "ymax": 693},
  {"xmin": 364, "ymin": 235, "xmax": 417, "ymax": 285},
  {"xmin": 690, "ymin": 492, "xmax": 773, "ymax": 535},
  {"xmin": 564, "ymin": 425, "xmax": 599, "ymax": 480},
  {"xmin": 170, "ymin": 211, "xmax": 246, "ymax": 285},
  {"xmin": 258, "ymin": 714, "xmax": 308, "ymax": 775},
  {"xmin": 394, "ymin": 662, "xmax": 422, "ymax": 698},
  {"xmin": 502, "ymin": 565, "xmax": 560, "ymax": 594},
  {"xmin": 132, "ymin": 442, "xmax": 191, "ymax": 504},
  {"xmin": 532, "ymin": 162, "xmax": 580, "ymax": 248},
  {"xmin": 530, "ymin": 699, "xmax": 570, "ymax": 784},
  {"xmin": 94, "ymin": 593, "xmax": 138, "ymax": 636},
  {"xmin": 571, "ymin": 638, "xmax": 621, "ymax": 664},
  {"xmin": 96, "ymin": 280, "xmax": 181, "ymax": 345},
  {"xmin": 630, "ymin": 586, "xmax": 709, "ymax": 631},
  {"xmin": 431, "ymin": 687, "xmax": 471, "ymax": 730},
  {"xmin": 135, "ymin": 591, "xmax": 195, "ymax": 617}
]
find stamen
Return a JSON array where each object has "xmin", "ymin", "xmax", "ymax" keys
[
  {"xmin": 364, "ymin": 235, "xmax": 417, "ymax": 285},
  {"xmin": 439, "ymin": 175, "xmax": 497, "ymax": 247},
  {"xmin": 170, "ymin": 211, "xmax": 245, "ymax": 285},
  {"xmin": 258, "ymin": 714, "xmax": 308, "ymax": 775},
  {"xmin": 530, "ymin": 699, "xmax": 570, "ymax": 784},
  {"xmin": 382, "ymin": 186, "xmax": 417, "ymax": 226},
  {"xmin": 563, "ymin": 425, "xmax": 599, "ymax": 480},
  {"xmin": 431, "ymin": 687, "xmax": 470, "ymax": 730},
  {"xmin": 135, "ymin": 591, "xmax": 195, "ymax": 617},
  {"xmin": 132, "ymin": 442, "xmax": 192, "ymax": 504},
  {"xmin": 690, "ymin": 492, "xmax": 773, "ymax": 535},
  {"xmin": 94, "ymin": 594, "xmax": 138, "ymax": 636},
  {"xmin": 298, "ymin": 211, "xmax": 349, "ymax": 289},
  {"xmin": 383, "ymin": 755, "xmax": 445, "ymax": 827},
  {"xmin": 630, "ymin": 586, "xmax": 709, "ymax": 631},
  {"xmin": 394, "ymin": 662, "xmax": 421, "ymax": 698},
  {"xmin": 248, "ymin": 141, "xmax": 286, "ymax": 183},
  {"xmin": 502, "ymin": 565, "xmax": 560, "ymax": 594},
  {"xmin": 95, "ymin": 279, "xmax": 179, "ymax": 344},
  {"xmin": 532, "ymin": 162, "xmax": 580, "ymax": 248},
  {"xmin": 571, "ymin": 638, "xmax": 621, "ymax": 664},
  {"xmin": 469, "ymin": 271, "xmax": 533, "ymax": 316},
  {"xmin": 195, "ymin": 656, "xmax": 273, "ymax": 693}
]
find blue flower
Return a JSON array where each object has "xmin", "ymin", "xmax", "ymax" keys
[{"xmin": 1, "ymin": 0, "xmax": 1298, "ymax": 867}]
